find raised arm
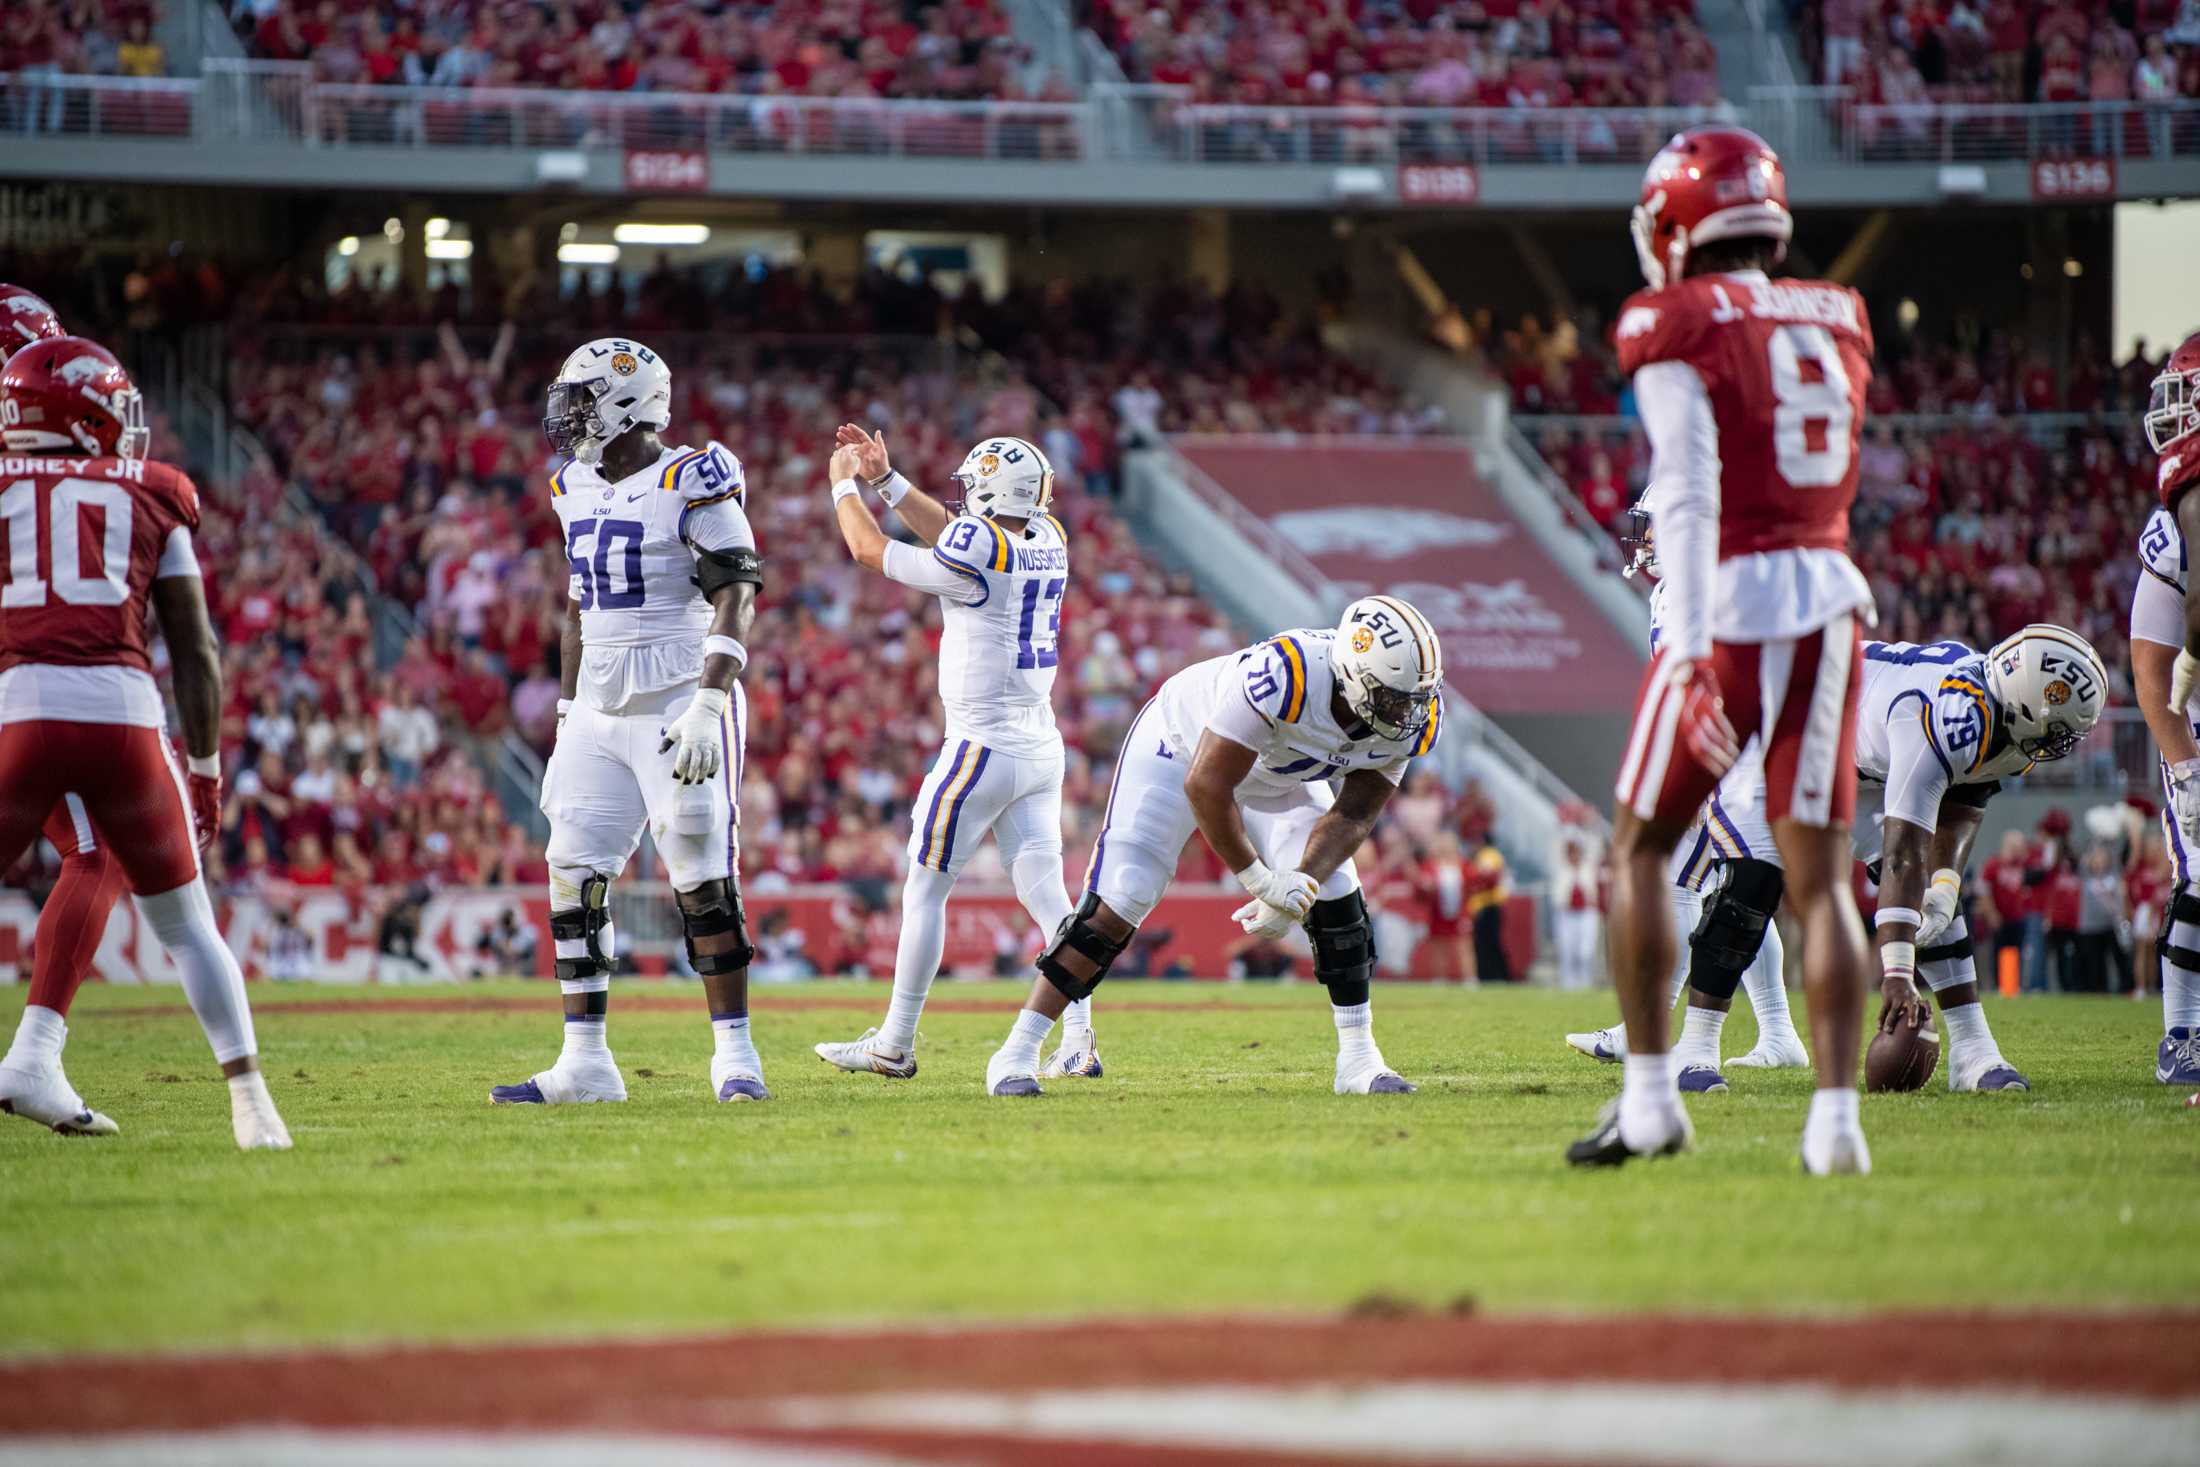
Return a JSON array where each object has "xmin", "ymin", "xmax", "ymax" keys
[{"xmin": 837, "ymin": 423, "xmax": 950, "ymax": 546}]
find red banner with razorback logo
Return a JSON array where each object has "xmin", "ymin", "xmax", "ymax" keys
[
  {"xmin": 624, "ymin": 150, "xmax": 710, "ymax": 193},
  {"xmin": 1177, "ymin": 438, "xmax": 1644, "ymax": 715}
]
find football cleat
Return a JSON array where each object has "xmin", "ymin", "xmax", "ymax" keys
[
  {"xmin": 1039, "ymin": 1039, "xmax": 1103, "ymax": 1079},
  {"xmin": 1676, "ymin": 1062, "xmax": 1728, "ymax": 1094},
  {"xmin": 815, "ymin": 1029, "xmax": 918, "ymax": 1079},
  {"xmin": 1800, "ymin": 1124, "xmax": 1871, "ymax": 1176},
  {"xmin": 1335, "ymin": 1050, "xmax": 1416, "ymax": 1095},
  {"xmin": 1727, "ymin": 1032, "xmax": 1811, "ymax": 1070},
  {"xmin": 0, "ymin": 1061, "xmax": 118, "ymax": 1137},
  {"xmin": 985, "ymin": 1049, "xmax": 1042, "ymax": 1097},
  {"xmin": 1566, "ymin": 1027, "xmax": 1624, "ymax": 1063},
  {"xmin": 715, "ymin": 1075, "xmax": 771, "ymax": 1103},
  {"xmin": 490, "ymin": 1059, "xmax": 628, "ymax": 1105},
  {"xmin": 231, "ymin": 1088, "xmax": 293, "ymax": 1152},
  {"xmin": 2156, "ymin": 1027, "xmax": 2200, "ymax": 1085},
  {"xmin": 1565, "ymin": 1097, "xmax": 1692, "ymax": 1167},
  {"xmin": 1951, "ymin": 1054, "xmax": 2030, "ymax": 1093}
]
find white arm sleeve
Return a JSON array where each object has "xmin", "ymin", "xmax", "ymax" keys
[
  {"xmin": 156, "ymin": 525, "xmax": 201, "ymax": 579},
  {"xmin": 1881, "ymin": 697, "xmax": 1952, "ymax": 833},
  {"xmin": 882, "ymin": 539, "xmax": 984, "ymax": 605},
  {"xmin": 2132, "ymin": 565, "xmax": 2185, "ymax": 648},
  {"xmin": 1634, "ymin": 359, "xmax": 1721, "ymax": 662},
  {"xmin": 681, "ymin": 495, "xmax": 757, "ymax": 554}
]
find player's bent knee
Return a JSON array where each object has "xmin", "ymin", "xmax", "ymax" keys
[
  {"xmin": 550, "ymin": 871, "xmax": 615, "ymax": 981},
  {"xmin": 676, "ymin": 878, "xmax": 755, "ymax": 975},
  {"xmin": 1037, "ymin": 891, "xmax": 1131, "ymax": 1002},
  {"xmin": 1688, "ymin": 857, "xmax": 1783, "ymax": 1000},
  {"xmin": 1308, "ymin": 891, "xmax": 1376, "ymax": 1007}
]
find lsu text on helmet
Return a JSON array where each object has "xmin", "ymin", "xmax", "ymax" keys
[{"xmin": 1333, "ymin": 595, "xmax": 1443, "ymax": 742}]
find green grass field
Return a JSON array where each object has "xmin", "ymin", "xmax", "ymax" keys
[{"xmin": 3, "ymin": 979, "xmax": 2194, "ymax": 1358}]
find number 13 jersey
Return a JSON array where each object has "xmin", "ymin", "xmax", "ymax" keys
[
  {"xmin": 885, "ymin": 510, "xmax": 1068, "ymax": 758},
  {"xmin": 550, "ymin": 440, "xmax": 755, "ymax": 715}
]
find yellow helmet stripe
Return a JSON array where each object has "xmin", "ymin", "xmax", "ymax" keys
[{"xmin": 1369, "ymin": 595, "xmax": 1437, "ymax": 680}]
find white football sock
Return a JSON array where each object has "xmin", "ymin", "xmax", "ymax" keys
[
  {"xmin": 1804, "ymin": 1085, "xmax": 1859, "ymax": 1136},
  {"xmin": 999, "ymin": 1007, "xmax": 1055, "ymax": 1069},
  {"xmin": 2165, "ymin": 949, "xmax": 2200, "ymax": 1032},
  {"xmin": 136, "ymin": 880, "xmax": 257, "ymax": 1066},
  {"xmin": 1664, "ymin": 888, "xmax": 1702, "ymax": 1014},
  {"xmin": 1333, "ymin": 1001, "xmax": 1376, "ymax": 1062},
  {"xmin": 1676, "ymin": 1005, "xmax": 1726, "ymax": 1066},
  {"xmin": 1061, "ymin": 997, "xmax": 1095, "ymax": 1045},
  {"xmin": 2, "ymin": 1004, "xmax": 67, "ymax": 1071},
  {"xmin": 1940, "ymin": 999, "xmax": 1991, "ymax": 1062},
  {"xmin": 1618, "ymin": 1051, "xmax": 1680, "ymax": 1147},
  {"xmin": 1741, "ymin": 920, "xmax": 1797, "ymax": 1037},
  {"xmin": 713, "ymin": 1014, "xmax": 761, "ymax": 1075},
  {"xmin": 880, "ymin": 865, "xmax": 956, "ymax": 1050},
  {"xmin": 559, "ymin": 976, "xmax": 610, "ymax": 1062}
]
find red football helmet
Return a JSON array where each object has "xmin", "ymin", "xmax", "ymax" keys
[
  {"xmin": 0, "ymin": 285, "xmax": 63, "ymax": 362},
  {"xmin": 1, "ymin": 336, "xmax": 149, "ymax": 460},
  {"xmin": 2147, "ymin": 330, "xmax": 2200, "ymax": 456},
  {"xmin": 1631, "ymin": 126, "xmax": 1793, "ymax": 289}
]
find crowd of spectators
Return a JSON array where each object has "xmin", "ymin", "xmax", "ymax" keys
[
  {"xmin": 1971, "ymin": 803, "xmax": 2167, "ymax": 996},
  {"xmin": 4, "ymin": 0, "xmax": 167, "ymax": 81}
]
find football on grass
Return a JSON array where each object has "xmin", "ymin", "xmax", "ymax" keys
[{"xmin": 1866, "ymin": 1012, "xmax": 1941, "ymax": 1092}]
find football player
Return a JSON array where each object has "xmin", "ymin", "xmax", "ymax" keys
[
  {"xmin": 0, "ymin": 286, "xmax": 139, "ymax": 1131},
  {"xmin": 1575, "ymin": 126, "xmax": 1880, "ymax": 1174},
  {"xmin": 0, "ymin": 338, "xmax": 290, "ymax": 1148},
  {"xmin": 2128, "ymin": 328, "xmax": 2200, "ymax": 1087},
  {"xmin": 812, "ymin": 427, "xmax": 1093, "ymax": 1080},
  {"xmin": 980, "ymin": 597, "xmax": 1444, "ymax": 1097},
  {"xmin": 491, "ymin": 338, "xmax": 768, "ymax": 1106}
]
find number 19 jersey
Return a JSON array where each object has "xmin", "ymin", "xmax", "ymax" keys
[
  {"xmin": 549, "ymin": 440, "xmax": 755, "ymax": 715},
  {"xmin": 922, "ymin": 510, "xmax": 1068, "ymax": 758}
]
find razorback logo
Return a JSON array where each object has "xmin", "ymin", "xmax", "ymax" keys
[
  {"xmin": 4, "ymin": 296, "xmax": 45, "ymax": 316},
  {"xmin": 2165, "ymin": 455, "xmax": 2184, "ymax": 489},
  {"xmin": 55, "ymin": 354, "xmax": 110, "ymax": 385},
  {"xmin": 1618, "ymin": 306, "xmax": 1660, "ymax": 340}
]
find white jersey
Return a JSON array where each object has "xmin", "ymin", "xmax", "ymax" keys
[
  {"xmin": 1854, "ymin": 639, "xmax": 2030, "ymax": 832},
  {"xmin": 550, "ymin": 440, "xmax": 755, "ymax": 716},
  {"xmin": 1650, "ymin": 579, "xmax": 1772, "ymax": 883},
  {"xmin": 882, "ymin": 510, "xmax": 1067, "ymax": 758},
  {"xmin": 1155, "ymin": 627, "xmax": 1442, "ymax": 804}
]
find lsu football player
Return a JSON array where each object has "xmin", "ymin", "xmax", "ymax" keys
[
  {"xmin": 981, "ymin": 596, "xmax": 1444, "ymax": 1097},
  {"xmin": 491, "ymin": 338, "xmax": 769, "ymax": 1107},
  {"xmin": 2129, "ymin": 328, "xmax": 2200, "ymax": 1087},
  {"xmin": 811, "ymin": 425, "xmax": 1095, "ymax": 1080}
]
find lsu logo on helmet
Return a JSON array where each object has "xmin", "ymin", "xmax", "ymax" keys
[
  {"xmin": 1351, "ymin": 625, "xmax": 1375, "ymax": 654},
  {"xmin": 2044, "ymin": 679, "xmax": 2071, "ymax": 707},
  {"xmin": 976, "ymin": 452, "xmax": 1001, "ymax": 478},
  {"xmin": 610, "ymin": 352, "xmax": 638, "ymax": 375}
]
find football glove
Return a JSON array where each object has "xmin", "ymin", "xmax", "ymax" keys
[
  {"xmin": 661, "ymin": 687, "xmax": 727, "ymax": 785},
  {"xmin": 1671, "ymin": 659, "xmax": 1741, "ymax": 777},
  {"xmin": 1232, "ymin": 898, "xmax": 1300, "ymax": 942},
  {"xmin": 1917, "ymin": 868, "xmax": 1961, "ymax": 947},
  {"xmin": 2171, "ymin": 759, "xmax": 2200, "ymax": 846},
  {"xmin": 186, "ymin": 760, "xmax": 220, "ymax": 855},
  {"xmin": 1235, "ymin": 860, "xmax": 1319, "ymax": 921},
  {"xmin": 2175, "ymin": 650, "xmax": 2200, "ymax": 718}
]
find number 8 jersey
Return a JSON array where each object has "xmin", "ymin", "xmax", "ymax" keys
[
  {"xmin": 888, "ymin": 510, "xmax": 1068, "ymax": 757},
  {"xmin": 550, "ymin": 439, "xmax": 755, "ymax": 714}
]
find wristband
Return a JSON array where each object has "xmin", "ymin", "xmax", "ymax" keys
[
  {"xmin": 1927, "ymin": 869, "xmax": 1960, "ymax": 896},
  {"xmin": 872, "ymin": 470, "xmax": 910, "ymax": 507},
  {"xmin": 1873, "ymin": 905, "xmax": 1922, "ymax": 931},
  {"xmin": 556, "ymin": 698, "xmax": 571, "ymax": 717},
  {"xmin": 1235, "ymin": 859, "xmax": 1273, "ymax": 898},
  {"xmin": 187, "ymin": 753, "xmax": 220, "ymax": 779},
  {"xmin": 831, "ymin": 478, "xmax": 860, "ymax": 505},
  {"xmin": 1880, "ymin": 939, "xmax": 1916, "ymax": 981},
  {"xmin": 703, "ymin": 634, "xmax": 748, "ymax": 672}
]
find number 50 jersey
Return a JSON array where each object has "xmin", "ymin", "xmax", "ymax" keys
[{"xmin": 550, "ymin": 440, "xmax": 755, "ymax": 715}]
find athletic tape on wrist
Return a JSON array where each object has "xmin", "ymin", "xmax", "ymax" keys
[
  {"xmin": 187, "ymin": 753, "xmax": 220, "ymax": 778},
  {"xmin": 1236, "ymin": 859, "xmax": 1273, "ymax": 897},
  {"xmin": 703, "ymin": 634, "xmax": 748, "ymax": 672},
  {"xmin": 831, "ymin": 478, "xmax": 860, "ymax": 504},
  {"xmin": 1873, "ymin": 905, "xmax": 1922, "ymax": 931},
  {"xmin": 1880, "ymin": 939, "xmax": 1917, "ymax": 980}
]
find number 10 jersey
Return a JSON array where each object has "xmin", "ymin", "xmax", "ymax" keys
[{"xmin": 550, "ymin": 440, "xmax": 755, "ymax": 715}]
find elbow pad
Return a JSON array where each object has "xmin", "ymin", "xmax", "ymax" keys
[{"xmin": 693, "ymin": 546, "xmax": 763, "ymax": 599}]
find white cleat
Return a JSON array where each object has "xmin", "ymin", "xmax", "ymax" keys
[
  {"xmin": 1800, "ymin": 1124, "xmax": 1871, "ymax": 1176},
  {"xmin": 814, "ymin": 1028, "xmax": 917, "ymax": 1079},
  {"xmin": 1728, "ymin": 1032, "xmax": 1811, "ymax": 1070},
  {"xmin": 1039, "ymin": 1035, "xmax": 1103, "ymax": 1079},
  {"xmin": 985, "ymin": 1049, "xmax": 1043, "ymax": 1097},
  {"xmin": 229, "ymin": 1077, "xmax": 293, "ymax": 1152},
  {"xmin": 490, "ymin": 1058, "xmax": 629, "ymax": 1105},
  {"xmin": 0, "ymin": 1061, "xmax": 118, "ymax": 1137},
  {"xmin": 1566, "ymin": 1026, "xmax": 1624, "ymax": 1063},
  {"xmin": 1335, "ymin": 1050, "xmax": 1417, "ymax": 1095}
]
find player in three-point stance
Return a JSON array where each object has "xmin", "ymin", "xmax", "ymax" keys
[
  {"xmin": 1569, "ymin": 126, "xmax": 1881, "ymax": 1174},
  {"xmin": 491, "ymin": 337, "xmax": 769, "ymax": 1106},
  {"xmin": 0, "ymin": 286, "xmax": 139, "ymax": 1128},
  {"xmin": 812, "ymin": 427, "xmax": 1096, "ymax": 1080},
  {"xmin": 2127, "ymin": 328, "xmax": 2200, "ymax": 1091},
  {"xmin": 0, "ymin": 338, "xmax": 290, "ymax": 1148},
  {"xmin": 981, "ymin": 596, "xmax": 1444, "ymax": 1097}
]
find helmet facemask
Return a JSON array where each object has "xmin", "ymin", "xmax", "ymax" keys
[
  {"xmin": 2148, "ymin": 363, "xmax": 2197, "ymax": 455},
  {"xmin": 543, "ymin": 376, "xmax": 611, "ymax": 464},
  {"xmin": 1348, "ymin": 674, "xmax": 1435, "ymax": 742}
]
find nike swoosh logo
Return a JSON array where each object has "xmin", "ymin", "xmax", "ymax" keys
[{"xmin": 626, "ymin": 492, "xmax": 648, "ymax": 502}]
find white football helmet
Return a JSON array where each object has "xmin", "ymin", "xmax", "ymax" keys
[
  {"xmin": 1985, "ymin": 624, "xmax": 2107, "ymax": 762},
  {"xmin": 1332, "ymin": 595, "xmax": 1443, "ymax": 742},
  {"xmin": 543, "ymin": 337, "xmax": 671, "ymax": 465},
  {"xmin": 951, "ymin": 436, "xmax": 1054, "ymax": 521}
]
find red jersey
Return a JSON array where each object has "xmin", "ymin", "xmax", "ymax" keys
[
  {"xmin": 2156, "ymin": 424, "xmax": 2200, "ymax": 512},
  {"xmin": 1616, "ymin": 272, "xmax": 1874, "ymax": 559},
  {"xmin": 0, "ymin": 455, "xmax": 199, "ymax": 728}
]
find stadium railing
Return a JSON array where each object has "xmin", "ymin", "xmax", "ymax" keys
[{"xmin": 1752, "ymin": 86, "xmax": 2200, "ymax": 164}]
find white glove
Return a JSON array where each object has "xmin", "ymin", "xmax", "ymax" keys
[
  {"xmin": 1232, "ymin": 898, "xmax": 1301, "ymax": 941},
  {"xmin": 1917, "ymin": 868, "xmax": 1961, "ymax": 947},
  {"xmin": 2174, "ymin": 650, "xmax": 2200, "ymax": 719},
  {"xmin": 660, "ymin": 687, "xmax": 727, "ymax": 785},
  {"xmin": 1235, "ymin": 859, "xmax": 1319, "ymax": 920},
  {"xmin": 2170, "ymin": 758, "xmax": 2200, "ymax": 845}
]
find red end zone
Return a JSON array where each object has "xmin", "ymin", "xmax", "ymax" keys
[{"xmin": 4, "ymin": 1310, "xmax": 2196, "ymax": 1466}]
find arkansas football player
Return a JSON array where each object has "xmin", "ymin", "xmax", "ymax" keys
[
  {"xmin": 1570, "ymin": 127, "xmax": 1879, "ymax": 1175},
  {"xmin": 0, "ymin": 336, "xmax": 290, "ymax": 1149}
]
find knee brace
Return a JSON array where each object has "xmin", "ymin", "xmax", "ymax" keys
[
  {"xmin": 1919, "ymin": 915, "xmax": 1976, "ymax": 993},
  {"xmin": 550, "ymin": 872, "xmax": 613, "ymax": 982},
  {"xmin": 1037, "ymin": 890, "xmax": 1131, "ymax": 1002},
  {"xmin": 677, "ymin": 878, "xmax": 754, "ymax": 976},
  {"xmin": 1687, "ymin": 858, "xmax": 1783, "ymax": 1002},
  {"xmin": 2158, "ymin": 882, "xmax": 2200, "ymax": 978},
  {"xmin": 1307, "ymin": 891, "xmax": 1376, "ymax": 1007}
]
